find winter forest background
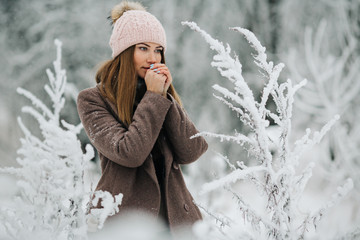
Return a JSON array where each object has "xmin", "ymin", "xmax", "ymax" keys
[{"xmin": 0, "ymin": 0, "xmax": 360, "ymax": 239}]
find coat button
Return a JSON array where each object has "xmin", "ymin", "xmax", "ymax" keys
[
  {"xmin": 184, "ymin": 203, "xmax": 190, "ymax": 212},
  {"xmin": 172, "ymin": 162, "xmax": 179, "ymax": 170}
]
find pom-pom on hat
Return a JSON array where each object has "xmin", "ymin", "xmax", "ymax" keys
[{"xmin": 109, "ymin": 1, "xmax": 167, "ymax": 58}]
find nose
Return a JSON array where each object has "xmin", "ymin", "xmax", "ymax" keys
[{"xmin": 147, "ymin": 51, "xmax": 157, "ymax": 63}]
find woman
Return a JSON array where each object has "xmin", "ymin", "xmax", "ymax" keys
[{"xmin": 77, "ymin": 1, "xmax": 208, "ymax": 232}]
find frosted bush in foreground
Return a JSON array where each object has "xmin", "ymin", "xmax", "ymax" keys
[
  {"xmin": 0, "ymin": 40, "xmax": 121, "ymax": 240},
  {"xmin": 182, "ymin": 21, "xmax": 353, "ymax": 240}
]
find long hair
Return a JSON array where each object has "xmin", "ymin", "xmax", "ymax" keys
[{"xmin": 96, "ymin": 46, "xmax": 182, "ymax": 127}]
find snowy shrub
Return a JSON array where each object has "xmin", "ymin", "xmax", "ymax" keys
[
  {"xmin": 284, "ymin": 20, "xmax": 360, "ymax": 238},
  {"xmin": 286, "ymin": 20, "xmax": 360, "ymax": 194},
  {"xmin": 182, "ymin": 21, "xmax": 353, "ymax": 240},
  {"xmin": 0, "ymin": 39, "xmax": 121, "ymax": 240}
]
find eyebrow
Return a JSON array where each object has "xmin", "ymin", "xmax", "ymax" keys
[{"xmin": 138, "ymin": 43, "xmax": 163, "ymax": 49}]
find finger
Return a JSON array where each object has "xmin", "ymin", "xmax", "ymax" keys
[
  {"xmin": 151, "ymin": 67, "xmax": 168, "ymax": 74},
  {"xmin": 165, "ymin": 77, "xmax": 172, "ymax": 87},
  {"xmin": 151, "ymin": 65, "xmax": 169, "ymax": 74},
  {"xmin": 153, "ymin": 67, "xmax": 170, "ymax": 75},
  {"xmin": 158, "ymin": 74, "xmax": 167, "ymax": 82},
  {"xmin": 154, "ymin": 73, "xmax": 167, "ymax": 82},
  {"xmin": 153, "ymin": 69, "xmax": 168, "ymax": 75},
  {"xmin": 159, "ymin": 70, "xmax": 172, "ymax": 83},
  {"xmin": 150, "ymin": 63, "xmax": 166, "ymax": 69},
  {"xmin": 152, "ymin": 65, "xmax": 168, "ymax": 70},
  {"xmin": 163, "ymin": 80, "xmax": 171, "ymax": 95},
  {"xmin": 145, "ymin": 69, "xmax": 156, "ymax": 77}
]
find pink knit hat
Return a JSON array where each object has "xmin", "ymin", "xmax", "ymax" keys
[{"xmin": 109, "ymin": 10, "xmax": 167, "ymax": 58}]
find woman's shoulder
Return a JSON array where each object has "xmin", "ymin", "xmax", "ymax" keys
[
  {"xmin": 77, "ymin": 85, "xmax": 104, "ymax": 103},
  {"xmin": 77, "ymin": 85, "xmax": 118, "ymax": 116},
  {"xmin": 78, "ymin": 85, "xmax": 101, "ymax": 98},
  {"xmin": 77, "ymin": 85, "xmax": 109, "ymax": 112}
]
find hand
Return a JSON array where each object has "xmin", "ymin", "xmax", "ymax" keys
[
  {"xmin": 149, "ymin": 63, "xmax": 173, "ymax": 96},
  {"xmin": 144, "ymin": 68, "xmax": 166, "ymax": 95}
]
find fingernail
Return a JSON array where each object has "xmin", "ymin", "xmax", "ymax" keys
[
  {"xmin": 157, "ymin": 71, "xmax": 160, "ymax": 73},
  {"xmin": 150, "ymin": 64, "xmax": 154, "ymax": 69},
  {"xmin": 153, "ymin": 68, "xmax": 158, "ymax": 71}
]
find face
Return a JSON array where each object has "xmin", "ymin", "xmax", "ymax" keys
[{"xmin": 133, "ymin": 42, "xmax": 163, "ymax": 78}]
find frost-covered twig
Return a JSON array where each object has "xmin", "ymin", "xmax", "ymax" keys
[
  {"xmin": 231, "ymin": 27, "xmax": 284, "ymax": 118},
  {"xmin": 192, "ymin": 131, "xmax": 253, "ymax": 146},
  {"xmin": 196, "ymin": 202, "xmax": 232, "ymax": 228},
  {"xmin": 225, "ymin": 187, "xmax": 278, "ymax": 232},
  {"xmin": 16, "ymin": 87, "xmax": 54, "ymax": 120},
  {"xmin": 305, "ymin": 178, "xmax": 353, "ymax": 231},
  {"xmin": 215, "ymin": 152, "xmax": 236, "ymax": 171},
  {"xmin": 291, "ymin": 114, "xmax": 340, "ymax": 165},
  {"xmin": 201, "ymin": 166, "xmax": 266, "ymax": 194},
  {"xmin": 89, "ymin": 191, "xmax": 123, "ymax": 229}
]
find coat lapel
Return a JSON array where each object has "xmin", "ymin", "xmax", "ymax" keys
[{"xmin": 160, "ymin": 134, "xmax": 174, "ymax": 181}]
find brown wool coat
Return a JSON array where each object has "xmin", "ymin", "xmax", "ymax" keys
[{"xmin": 77, "ymin": 85, "xmax": 208, "ymax": 231}]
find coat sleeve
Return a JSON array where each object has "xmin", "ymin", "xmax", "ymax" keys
[
  {"xmin": 77, "ymin": 88, "xmax": 172, "ymax": 168},
  {"xmin": 163, "ymin": 94, "xmax": 208, "ymax": 164}
]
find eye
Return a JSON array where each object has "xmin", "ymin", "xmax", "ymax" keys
[
  {"xmin": 155, "ymin": 48, "xmax": 163, "ymax": 53},
  {"xmin": 139, "ymin": 46, "xmax": 147, "ymax": 51}
]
